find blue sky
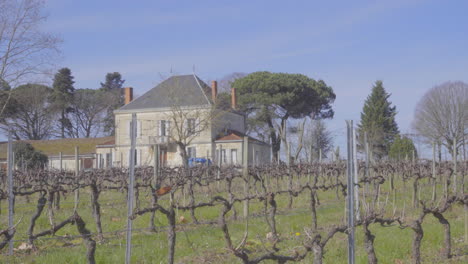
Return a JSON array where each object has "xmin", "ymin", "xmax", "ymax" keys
[{"xmin": 41, "ymin": 0, "xmax": 468, "ymax": 157}]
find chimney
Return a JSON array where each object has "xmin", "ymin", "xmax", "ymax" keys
[
  {"xmin": 231, "ymin": 86, "xmax": 237, "ymax": 110},
  {"xmin": 211, "ymin": 81, "xmax": 217, "ymax": 102},
  {"xmin": 124, "ymin": 87, "xmax": 133, "ymax": 105}
]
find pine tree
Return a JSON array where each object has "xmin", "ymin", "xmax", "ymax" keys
[
  {"xmin": 100, "ymin": 72, "xmax": 125, "ymax": 135},
  {"xmin": 358, "ymin": 81, "xmax": 399, "ymax": 159},
  {"xmin": 50, "ymin": 68, "xmax": 75, "ymax": 138}
]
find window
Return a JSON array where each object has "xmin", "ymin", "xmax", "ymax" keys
[
  {"xmin": 187, "ymin": 147, "xmax": 196, "ymax": 158},
  {"xmin": 221, "ymin": 149, "xmax": 226, "ymax": 163},
  {"xmin": 160, "ymin": 120, "xmax": 166, "ymax": 136},
  {"xmin": 106, "ymin": 153, "xmax": 112, "ymax": 168},
  {"xmin": 159, "ymin": 120, "xmax": 171, "ymax": 137},
  {"xmin": 187, "ymin": 118, "xmax": 196, "ymax": 135},
  {"xmin": 128, "ymin": 120, "xmax": 141, "ymax": 137},
  {"xmin": 129, "ymin": 149, "xmax": 138, "ymax": 166},
  {"xmin": 231, "ymin": 149, "xmax": 238, "ymax": 164}
]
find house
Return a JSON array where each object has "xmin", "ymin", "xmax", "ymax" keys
[
  {"xmin": 0, "ymin": 136, "xmax": 114, "ymax": 170},
  {"xmin": 96, "ymin": 74, "xmax": 271, "ymax": 167}
]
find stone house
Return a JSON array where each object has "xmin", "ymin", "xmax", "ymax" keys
[{"xmin": 96, "ymin": 74, "xmax": 270, "ymax": 167}]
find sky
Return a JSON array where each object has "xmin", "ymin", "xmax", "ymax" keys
[{"xmin": 36, "ymin": 0, "xmax": 468, "ymax": 157}]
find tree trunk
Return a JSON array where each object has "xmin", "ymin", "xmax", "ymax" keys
[
  {"xmin": 90, "ymin": 184, "xmax": 103, "ymax": 239},
  {"xmin": 28, "ymin": 194, "xmax": 47, "ymax": 245},
  {"xmin": 312, "ymin": 244, "xmax": 323, "ymax": 264},
  {"xmin": 61, "ymin": 110, "xmax": 65, "ymax": 138},
  {"xmin": 411, "ymin": 221, "xmax": 424, "ymax": 264},
  {"xmin": 310, "ymin": 189, "xmax": 317, "ymax": 230},
  {"xmin": 363, "ymin": 222, "xmax": 378, "ymax": 264},
  {"xmin": 433, "ymin": 212, "xmax": 451, "ymax": 259}
]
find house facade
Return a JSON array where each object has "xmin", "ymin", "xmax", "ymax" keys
[{"xmin": 96, "ymin": 74, "xmax": 270, "ymax": 168}]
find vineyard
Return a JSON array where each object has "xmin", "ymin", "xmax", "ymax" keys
[{"xmin": 0, "ymin": 161, "xmax": 466, "ymax": 264}]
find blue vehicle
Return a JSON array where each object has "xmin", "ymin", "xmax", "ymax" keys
[{"xmin": 188, "ymin": 157, "xmax": 212, "ymax": 167}]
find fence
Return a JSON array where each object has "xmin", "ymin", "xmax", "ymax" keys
[{"xmin": 0, "ymin": 121, "xmax": 467, "ymax": 264}]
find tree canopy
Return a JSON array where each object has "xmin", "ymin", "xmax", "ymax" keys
[
  {"xmin": 2, "ymin": 84, "xmax": 55, "ymax": 140},
  {"xmin": 232, "ymin": 71, "xmax": 335, "ymax": 161},
  {"xmin": 50, "ymin": 68, "xmax": 75, "ymax": 138},
  {"xmin": 388, "ymin": 135, "xmax": 417, "ymax": 161},
  {"xmin": 100, "ymin": 72, "xmax": 125, "ymax": 135},
  {"xmin": 13, "ymin": 142, "xmax": 48, "ymax": 169},
  {"xmin": 358, "ymin": 81, "xmax": 399, "ymax": 160},
  {"xmin": 412, "ymin": 81, "xmax": 468, "ymax": 157}
]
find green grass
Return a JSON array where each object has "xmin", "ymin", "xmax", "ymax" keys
[{"xmin": 0, "ymin": 176, "xmax": 466, "ymax": 263}]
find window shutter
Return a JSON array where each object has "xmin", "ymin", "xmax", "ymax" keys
[
  {"xmin": 139, "ymin": 149, "xmax": 142, "ymax": 165},
  {"xmin": 166, "ymin": 121, "xmax": 171, "ymax": 137},
  {"xmin": 128, "ymin": 121, "xmax": 132, "ymax": 138},
  {"xmin": 158, "ymin": 120, "xmax": 162, "ymax": 136},
  {"xmin": 184, "ymin": 119, "xmax": 188, "ymax": 135},
  {"xmin": 196, "ymin": 118, "xmax": 200, "ymax": 134},
  {"xmin": 137, "ymin": 120, "xmax": 142, "ymax": 137}
]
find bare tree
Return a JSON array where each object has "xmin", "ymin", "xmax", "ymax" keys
[
  {"xmin": 304, "ymin": 119, "xmax": 334, "ymax": 161},
  {"xmin": 160, "ymin": 76, "xmax": 220, "ymax": 168},
  {"xmin": 413, "ymin": 81, "xmax": 468, "ymax": 157},
  {"xmin": 68, "ymin": 89, "xmax": 110, "ymax": 138},
  {"xmin": 217, "ymin": 72, "xmax": 248, "ymax": 93},
  {"xmin": 0, "ymin": 0, "xmax": 61, "ymax": 117}
]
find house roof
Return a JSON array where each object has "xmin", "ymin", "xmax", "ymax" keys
[
  {"xmin": 117, "ymin": 74, "xmax": 213, "ymax": 112},
  {"xmin": 215, "ymin": 130, "xmax": 269, "ymax": 145},
  {"xmin": 0, "ymin": 136, "xmax": 114, "ymax": 159}
]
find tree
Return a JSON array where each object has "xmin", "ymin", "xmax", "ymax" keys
[
  {"xmin": 388, "ymin": 135, "xmax": 417, "ymax": 161},
  {"xmin": 0, "ymin": 79, "xmax": 11, "ymax": 91},
  {"xmin": 304, "ymin": 119, "xmax": 334, "ymax": 161},
  {"xmin": 358, "ymin": 81, "xmax": 399, "ymax": 160},
  {"xmin": 13, "ymin": 142, "xmax": 47, "ymax": 169},
  {"xmin": 162, "ymin": 84, "xmax": 218, "ymax": 168},
  {"xmin": 0, "ymin": 0, "xmax": 61, "ymax": 118},
  {"xmin": 100, "ymin": 72, "xmax": 125, "ymax": 135},
  {"xmin": 69, "ymin": 89, "xmax": 110, "ymax": 138},
  {"xmin": 50, "ymin": 68, "xmax": 75, "ymax": 138},
  {"xmin": 232, "ymin": 71, "xmax": 336, "ymax": 161},
  {"xmin": 1, "ymin": 84, "xmax": 55, "ymax": 140},
  {"xmin": 413, "ymin": 81, "xmax": 468, "ymax": 158}
]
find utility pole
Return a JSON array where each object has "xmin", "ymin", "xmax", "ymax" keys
[
  {"xmin": 352, "ymin": 125, "xmax": 359, "ymax": 221},
  {"xmin": 7, "ymin": 127, "xmax": 14, "ymax": 255},
  {"xmin": 74, "ymin": 146, "xmax": 80, "ymax": 212},
  {"xmin": 346, "ymin": 120, "xmax": 355, "ymax": 264},
  {"xmin": 126, "ymin": 113, "xmax": 137, "ymax": 264}
]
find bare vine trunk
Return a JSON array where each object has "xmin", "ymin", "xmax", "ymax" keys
[
  {"xmin": 90, "ymin": 184, "xmax": 103, "ymax": 239},
  {"xmin": 433, "ymin": 212, "xmax": 451, "ymax": 259},
  {"xmin": 363, "ymin": 222, "xmax": 378, "ymax": 264},
  {"xmin": 28, "ymin": 194, "xmax": 47, "ymax": 245},
  {"xmin": 411, "ymin": 220, "xmax": 424, "ymax": 264}
]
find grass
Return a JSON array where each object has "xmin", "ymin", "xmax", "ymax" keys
[{"xmin": 0, "ymin": 176, "xmax": 466, "ymax": 263}]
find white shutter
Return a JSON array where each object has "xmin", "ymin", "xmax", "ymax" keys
[
  {"xmin": 184, "ymin": 119, "xmax": 188, "ymax": 136},
  {"xmin": 166, "ymin": 121, "xmax": 171, "ymax": 137},
  {"xmin": 128, "ymin": 121, "xmax": 132, "ymax": 138},
  {"xmin": 158, "ymin": 120, "xmax": 162, "ymax": 136},
  {"xmin": 196, "ymin": 118, "xmax": 200, "ymax": 134},
  {"xmin": 139, "ymin": 149, "xmax": 142, "ymax": 165},
  {"xmin": 137, "ymin": 120, "xmax": 142, "ymax": 137}
]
